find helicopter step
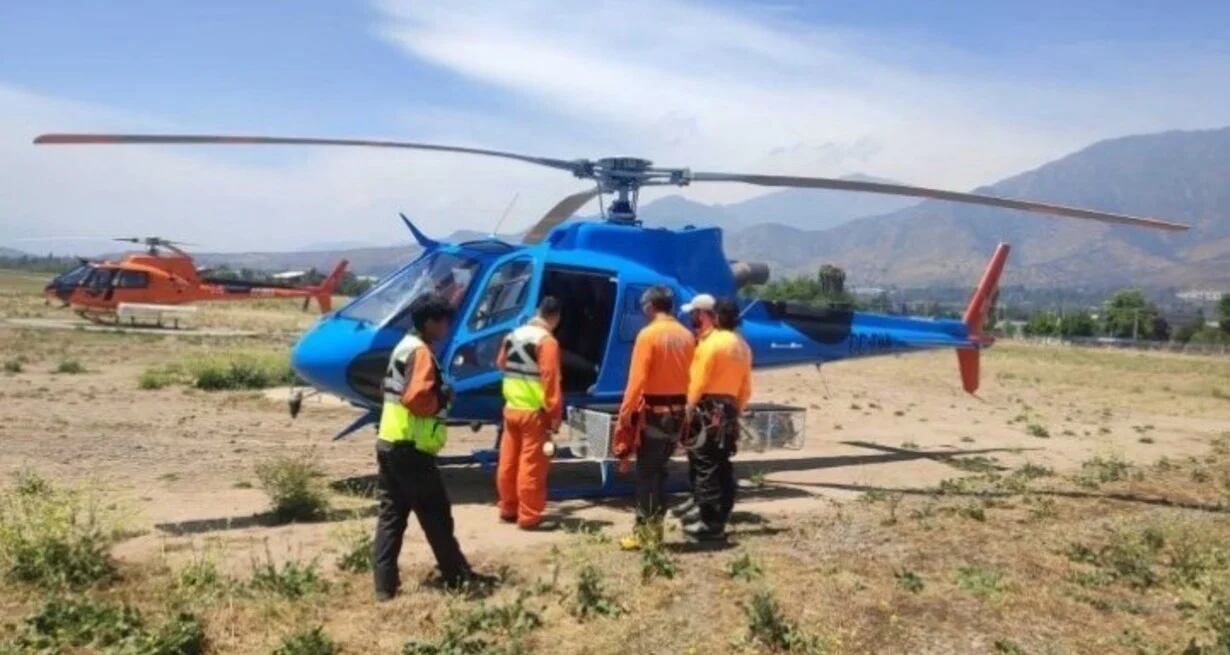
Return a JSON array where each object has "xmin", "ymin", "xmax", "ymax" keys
[{"xmin": 115, "ymin": 302, "xmax": 197, "ymax": 329}]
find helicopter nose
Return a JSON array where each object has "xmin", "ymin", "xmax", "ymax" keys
[{"xmin": 290, "ymin": 316, "xmax": 375, "ymax": 403}]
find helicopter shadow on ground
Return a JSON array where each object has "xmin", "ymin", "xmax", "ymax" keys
[
  {"xmin": 784, "ymin": 480, "xmax": 1230, "ymax": 514},
  {"xmin": 152, "ymin": 441, "xmax": 1022, "ymax": 536},
  {"xmin": 729, "ymin": 440, "xmax": 1034, "ymax": 479}
]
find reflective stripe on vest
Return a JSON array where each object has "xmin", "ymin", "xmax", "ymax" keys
[
  {"xmin": 378, "ymin": 333, "xmax": 447, "ymax": 454},
  {"xmin": 501, "ymin": 323, "xmax": 549, "ymax": 411}
]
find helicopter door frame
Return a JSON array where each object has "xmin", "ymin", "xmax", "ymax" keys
[{"xmin": 443, "ymin": 253, "xmax": 541, "ymax": 403}]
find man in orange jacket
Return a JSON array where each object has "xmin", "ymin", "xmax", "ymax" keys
[
  {"xmin": 669, "ymin": 293, "xmax": 718, "ymax": 523},
  {"xmin": 496, "ymin": 296, "xmax": 563, "ymax": 530},
  {"xmin": 682, "ymin": 297, "xmax": 752, "ymax": 542},
  {"xmin": 613, "ymin": 286, "xmax": 695, "ymax": 550}
]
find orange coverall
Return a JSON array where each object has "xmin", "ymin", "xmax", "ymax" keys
[
  {"xmin": 495, "ymin": 322, "xmax": 562, "ymax": 528},
  {"xmin": 614, "ymin": 313, "xmax": 696, "ymax": 456}
]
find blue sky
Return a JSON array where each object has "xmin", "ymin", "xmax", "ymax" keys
[{"xmin": 2, "ymin": 1, "xmax": 1228, "ymax": 252}]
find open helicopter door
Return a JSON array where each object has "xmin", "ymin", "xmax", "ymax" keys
[{"xmin": 445, "ymin": 253, "xmax": 540, "ymax": 423}]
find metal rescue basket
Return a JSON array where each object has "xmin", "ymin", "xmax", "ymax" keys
[{"xmin": 565, "ymin": 403, "xmax": 806, "ymax": 460}]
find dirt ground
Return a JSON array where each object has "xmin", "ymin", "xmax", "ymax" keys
[{"xmin": 3, "ymin": 268, "xmax": 1230, "ymax": 654}]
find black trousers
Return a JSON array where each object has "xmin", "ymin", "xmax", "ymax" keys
[
  {"xmin": 372, "ymin": 440, "xmax": 470, "ymax": 594},
  {"xmin": 634, "ymin": 414, "xmax": 681, "ymax": 525},
  {"xmin": 691, "ymin": 401, "xmax": 737, "ymax": 528}
]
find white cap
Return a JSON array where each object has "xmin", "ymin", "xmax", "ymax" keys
[{"xmin": 682, "ymin": 293, "xmax": 716, "ymax": 313}]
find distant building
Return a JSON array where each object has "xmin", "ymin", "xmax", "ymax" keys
[{"xmin": 1177, "ymin": 289, "xmax": 1229, "ymax": 302}]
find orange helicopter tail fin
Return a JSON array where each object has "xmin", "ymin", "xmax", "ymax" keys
[
  {"xmin": 313, "ymin": 260, "xmax": 348, "ymax": 313},
  {"xmin": 956, "ymin": 243, "xmax": 1009, "ymax": 395}
]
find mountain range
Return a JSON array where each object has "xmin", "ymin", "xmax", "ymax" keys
[
  {"xmin": 8, "ymin": 127, "xmax": 1229, "ymax": 290},
  {"xmin": 726, "ymin": 127, "xmax": 1230, "ymax": 289}
]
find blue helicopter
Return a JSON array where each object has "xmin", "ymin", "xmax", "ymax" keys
[{"xmin": 34, "ymin": 134, "xmax": 1190, "ymax": 490}]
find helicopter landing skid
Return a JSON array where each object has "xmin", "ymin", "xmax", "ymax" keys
[{"xmin": 434, "ymin": 446, "xmax": 689, "ymax": 500}]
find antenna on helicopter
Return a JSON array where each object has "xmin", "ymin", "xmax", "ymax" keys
[
  {"xmin": 489, "ymin": 192, "xmax": 519, "ymax": 238},
  {"xmin": 35, "ymin": 133, "xmax": 1195, "ymax": 240}
]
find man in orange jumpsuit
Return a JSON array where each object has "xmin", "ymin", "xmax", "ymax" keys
[
  {"xmin": 613, "ymin": 286, "xmax": 695, "ymax": 550},
  {"xmin": 496, "ymin": 296, "xmax": 563, "ymax": 530},
  {"xmin": 682, "ymin": 297, "xmax": 752, "ymax": 542}
]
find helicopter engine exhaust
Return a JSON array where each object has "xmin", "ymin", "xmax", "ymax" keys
[{"xmin": 730, "ymin": 260, "xmax": 770, "ymax": 288}]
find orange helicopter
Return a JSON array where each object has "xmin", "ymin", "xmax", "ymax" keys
[{"xmin": 43, "ymin": 237, "xmax": 347, "ymax": 322}]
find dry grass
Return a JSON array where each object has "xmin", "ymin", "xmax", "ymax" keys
[
  {"xmin": 2, "ymin": 446, "xmax": 1229, "ymax": 652},
  {"xmin": 5, "ymin": 281, "xmax": 1230, "ymax": 652}
]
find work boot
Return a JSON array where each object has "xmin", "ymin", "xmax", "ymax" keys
[
  {"xmin": 682, "ymin": 520, "xmax": 727, "ymax": 543},
  {"xmin": 375, "ymin": 589, "xmax": 397, "ymax": 603},
  {"xmin": 677, "ymin": 505, "xmax": 701, "ymax": 526},
  {"xmin": 669, "ymin": 497, "xmax": 696, "ymax": 519},
  {"xmin": 519, "ymin": 519, "xmax": 560, "ymax": 532}
]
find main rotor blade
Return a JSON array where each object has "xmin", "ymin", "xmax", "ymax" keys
[
  {"xmin": 523, "ymin": 188, "xmax": 601, "ymax": 244},
  {"xmin": 34, "ymin": 133, "xmax": 584, "ymax": 175},
  {"xmin": 690, "ymin": 172, "xmax": 1190, "ymax": 232}
]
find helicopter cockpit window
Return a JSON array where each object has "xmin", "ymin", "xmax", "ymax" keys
[
  {"xmin": 83, "ymin": 268, "xmax": 115, "ymax": 292},
  {"xmin": 468, "ymin": 259, "xmax": 533, "ymax": 331},
  {"xmin": 339, "ymin": 252, "xmax": 480, "ymax": 327},
  {"xmin": 51, "ymin": 264, "xmax": 92, "ymax": 288},
  {"xmin": 114, "ymin": 270, "xmax": 149, "ymax": 289}
]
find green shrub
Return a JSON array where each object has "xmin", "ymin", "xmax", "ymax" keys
[
  {"xmin": 255, "ymin": 450, "xmax": 330, "ymax": 522},
  {"xmin": 638, "ymin": 527, "xmax": 676, "ymax": 583},
  {"xmin": 895, "ymin": 569, "xmax": 925, "ymax": 593},
  {"xmin": 726, "ymin": 552, "xmax": 764, "ymax": 582},
  {"xmin": 3, "ymin": 359, "xmax": 22, "ymax": 374},
  {"xmin": 187, "ymin": 352, "xmax": 296, "ymax": 390},
  {"xmin": 334, "ymin": 524, "xmax": 373, "ymax": 573},
  {"xmin": 172, "ymin": 556, "xmax": 226, "ymax": 600},
  {"xmin": 138, "ymin": 366, "xmax": 186, "ymax": 390},
  {"xmin": 135, "ymin": 612, "xmax": 207, "ymax": 655},
  {"xmin": 1074, "ymin": 455, "xmax": 1134, "ymax": 489},
  {"xmin": 1026, "ymin": 423, "xmax": 1050, "ymax": 438},
  {"xmin": 955, "ymin": 565, "xmax": 1004, "ymax": 599},
  {"xmin": 54, "ymin": 359, "xmax": 86, "ymax": 374},
  {"xmin": 1, "ymin": 596, "xmax": 204, "ymax": 655},
  {"xmin": 572, "ymin": 564, "xmax": 623, "ymax": 620},
  {"xmin": 249, "ymin": 549, "xmax": 328, "ymax": 599},
  {"xmin": 275, "ymin": 626, "xmax": 336, "ymax": 655},
  {"xmin": 0, "ymin": 473, "xmax": 120, "ymax": 589},
  {"xmin": 403, "ymin": 593, "xmax": 542, "ymax": 655},
  {"xmin": 742, "ymin": 590, "xmax": 826, "ymax": 653}
]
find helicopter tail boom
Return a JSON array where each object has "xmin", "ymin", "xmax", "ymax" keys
[
  {"xmin": 956, "ymin": 243, "xmax": 1010, "ymax": 394},
  {"xmin": 313, "ymin": 259, "xmax": 348, "ymax": 313}
]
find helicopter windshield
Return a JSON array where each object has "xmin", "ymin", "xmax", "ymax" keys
[
  {"xmin": 49, "ymin": 263, "xmax": 92, "ymax": 288},
  {"xmin": 340, "ymin": 252, "xmax": 481, "ymax": 327}
]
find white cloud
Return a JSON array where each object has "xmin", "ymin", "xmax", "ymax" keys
[
  {"xmin": 378, "ymin": 0, "xmax": 1230, "ymax": 196},
  {"xmin": 2, "ymin": 1, "xmax": 1228, "ymax": 253}
]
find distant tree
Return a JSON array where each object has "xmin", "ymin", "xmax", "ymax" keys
[
  {"xmin": 1174, "ymin": 311, "xmax": 1206, "ymax": 344},
  {"xmin": 866, "ymin": 291, "xmax": 892, "ymax": 314},
  {"xmin": 334, "ymin": 271, "xmax": 373, "ymax": 297},
  {"xmin": 817, "ymin": 264, "xmax": 846, "ymax": 297},
  {"xmin": 1101, "ymin": 289, "xmax": 1166, "ymax": 341},
  {"xmin": 1058, "ymin": 312, "xmax": 1096, "ymax": 338},
  {"xmin": 1023, "ymin": 312, "xmax": 1059, "ymax": 337},
  {"xmin": 1220, "ymin": 293, "xmax": 1230, "ymax": 334},
  {"xmin": 748, "ymin": 263, "xmax": 856, "ymax": 309}
]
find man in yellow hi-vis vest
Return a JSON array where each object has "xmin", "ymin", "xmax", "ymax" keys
[
  {"xmin": 373, "ymin": 293, "xmax": 480, "ymax": 600},
  {"xmin": 495, "ymin": 296, "xmax": 563, "ymax": 529}
]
